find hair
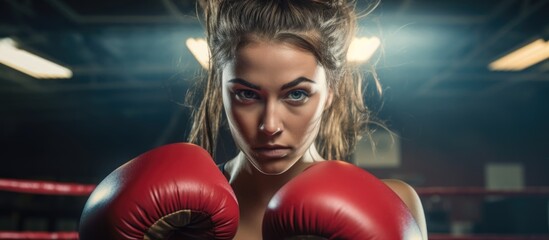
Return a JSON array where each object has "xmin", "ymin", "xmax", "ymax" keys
[{"xmin": 187, "ymin": 0, "xmax": 382, "ymax": 161}]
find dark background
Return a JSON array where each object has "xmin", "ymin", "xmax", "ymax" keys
[{"xmin": 0, "ymin": 0, "xmax": 548, "ymax": 235}]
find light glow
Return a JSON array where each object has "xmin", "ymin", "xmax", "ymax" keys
[
  {"xmin": 347, "ymin": 36, "xmax": 381, "ymax": 63},
  {"xmin": 0, "ymin": 38, "xmax": 72, "ymax": 79},
  {"xmin": 489, "ymin": 39, "xmax": 549, "ymax": 71},
  {"xmin": 186, "ymin": 38, "xmax": 210, "ymax": 69}
]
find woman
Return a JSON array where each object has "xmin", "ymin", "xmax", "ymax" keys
[{"xmin": 188, "ymin": 0, "xmax": 428, "ymax": 239}]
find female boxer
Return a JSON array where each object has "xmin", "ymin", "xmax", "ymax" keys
[{"xmin": 187, "ymin": 0, "xmax": 428, "ymax": 239}]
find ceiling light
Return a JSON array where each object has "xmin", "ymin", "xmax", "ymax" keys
[
  {"xmin": 347, "ymin": 36, "xmax": 381, "ymax": 63},
  {"xmin": 186, "ymin": 38, "xmax": 210, "ymax": 69},
  {"xmin": 489, "ymin": 39, "xmax": 549, "ymax": 71},
  {"xmin": 0, "ymin": 38, "xmax": 72, "ymax": 79}
]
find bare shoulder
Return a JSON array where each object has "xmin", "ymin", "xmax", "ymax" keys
[
  {"xmin": 382, "ymin": 179, "xmax": 418, "ymax": 204},
  {"xmin": 382, "ymin": 179, "xmax": 428, "ymax": 240}
]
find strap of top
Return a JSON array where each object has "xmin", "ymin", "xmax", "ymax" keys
[{"xmin": 217, "ymin": 161, "xmax": 227, "ymax": 174}]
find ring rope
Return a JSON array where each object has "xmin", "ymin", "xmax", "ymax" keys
[
  {"xmin": 0, "ymin": 232, "xmax": 78, "ymax": 239},
  {"xmin": 429, "ymin": 234, "xmax": 549, "ymax": 240},
  {"xmin": 0, "ymin": 232, "xmax": 547, "ymax": 240},
  {"xmin": 0, "ymin": 178, "xmax": 94, "ymax": 196},
  {"xmin": 3, "ymin": 178, "xmax": 549, "ymax": 197},
  {"xmin": 416, "ymin": 187, "xmax": 549, "ymax": 196}
]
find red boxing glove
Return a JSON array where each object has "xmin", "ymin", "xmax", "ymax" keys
[
  {"xmin": 263, "ymin": 161, "xmax": 422, "ymax": 240},
  {"xmin": 79, "ymin": 143, "xmax": 239, "ymax": 240}
]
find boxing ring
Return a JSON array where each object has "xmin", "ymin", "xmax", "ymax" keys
[{"xmin": 1, "ymin": 178, "xmax": 548, "ymax": 240}]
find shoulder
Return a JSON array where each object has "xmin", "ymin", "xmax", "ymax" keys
[
  {"xmin": 382, "ymin": 179, "xmax": 428, "ymax": 240},
  {"xmin": 382, "ymin": 179, "xmax": 419, "ymax": 206}
]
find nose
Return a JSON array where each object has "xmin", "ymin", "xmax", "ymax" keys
[{"xmin": 259, "ymin": 100, "xmax": 283, "ymax": 136}]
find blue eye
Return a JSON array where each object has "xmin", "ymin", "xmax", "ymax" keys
[{"xmin": 286, "ymin": 90, "xmax": 309, "ymax": 102}]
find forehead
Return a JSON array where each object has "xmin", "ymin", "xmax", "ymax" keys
[{"xmin": 232, "ymin": 40, "xmax": 319, "ymax": 77}]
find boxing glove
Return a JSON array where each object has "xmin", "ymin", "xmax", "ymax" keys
[
  {"xmin": 79, "ymin": 143, "xmax": 239, "ymax": 240},
  {"xmin": 262, "ymin": 160, "xmax": 422, "ymax": 240}
]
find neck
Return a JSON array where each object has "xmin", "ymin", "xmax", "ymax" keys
[{"xmin": 227, "ymin": 148, "xmax": 323, "ymax": 203}]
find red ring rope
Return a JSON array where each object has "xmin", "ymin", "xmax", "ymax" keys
[
  {"xmin": 416, "ymin": 187, "xmax": 549, "ymax": 196},
  {"xmin": 428, "ymin": 234, "xmax": 549, "ymax": 240},
  {"xmin": 0, "ymin": 232, "xmax": 78, "ymax": 239},
  {"xmin": 3, "ymin": 178, "xmax": 549, "ymax": 197},
  {"xmin": 0, "ymin": 178, "xmax": 94, "ymax": 196},
  {"xmin": 0, "ymin": 232, "xmax": 547, "ymax": 240}
]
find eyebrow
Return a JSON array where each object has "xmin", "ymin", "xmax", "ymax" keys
[
  {"xmin": 228, "ymin": 77, "xmax": 315, "ymax": 90},
  {"xmin": 228, "ymin": 78, "xmax": 260, "ymax": 90},
  {"xmin": 281, "ymin": 77, "xmax": 316, "ymax": 90}
]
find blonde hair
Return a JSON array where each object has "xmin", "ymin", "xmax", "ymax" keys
[{"xmin": 188, "ymin": 0, "xmax": 381, "ymax": 160}]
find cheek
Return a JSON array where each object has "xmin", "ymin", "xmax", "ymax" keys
[
  {"xmin": 232, "ymin": 108, "xmax": 255, "ymax": 131},
  {"xmin": 222, "ymin": 92, "xmax": 242, "ymax": 136},
  {"xmin": 226, "ymin": 102, "xmax": 260, "ymax": 143},
  {"xmin": 286, "ymin": 97, "xmax": 325, "ymax": 134}
]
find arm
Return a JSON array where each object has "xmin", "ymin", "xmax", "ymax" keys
[{"xmin": 383, "ymin": 179, "xmax": 428, "ymax": 240}]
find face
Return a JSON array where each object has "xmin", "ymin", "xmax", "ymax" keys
[{"xmin": 221, "ymin": 40, "xmax": 333, "ymax": 175}]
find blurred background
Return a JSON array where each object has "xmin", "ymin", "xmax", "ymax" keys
[{"xmin": 0, "ymin": 0, "xmax": 548, "ymax": 238}]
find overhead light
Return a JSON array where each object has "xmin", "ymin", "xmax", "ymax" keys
[
  {"xmin": 0, "ymin": 38, "xmax": 72, "ymax": 79},
  {"xmin": 489, "ymin": 38, "xmax": 549, "ymax": 71},
  {"xmin": 186, "ymin": 36, "xmax": 381, "ymax": 69},
  {"xmin": 347, "ymin": 36, "xmax": 381, "ymax": 64},
  {"xmin": 186, "ymin": 38, "xmax": 210, "ymax": 69}
]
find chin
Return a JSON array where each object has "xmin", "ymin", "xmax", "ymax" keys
[{"xmin": 249, "ymin": 157, "xmax": 299, "ymax": 175}]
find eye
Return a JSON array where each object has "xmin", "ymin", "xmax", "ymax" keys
[
  {"xmin": 234, "ymin": 89, "xmax": 260, "ymax": 102},
  {"xmin": 285, "ymin": 90, "xmax": 309, "ymax": 103}
]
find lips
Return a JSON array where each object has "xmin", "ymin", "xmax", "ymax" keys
[{"xmin": 253, "ymin": 145, "xmax": 292, "ymax": 159}]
